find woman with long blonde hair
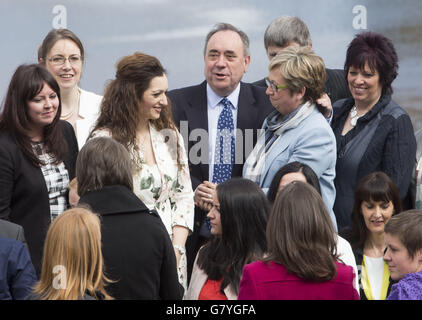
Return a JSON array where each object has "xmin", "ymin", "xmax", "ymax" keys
[{"xmin": 29, "ymin": 207, "xmax": 111, "ymax": 300}]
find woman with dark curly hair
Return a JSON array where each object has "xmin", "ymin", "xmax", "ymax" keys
[
  {"xmin": 89, "ymin": 52, "xmax": 194, "ymax": 290},
  {"xmin": 331, "ymin": 31, "xmax": 416, "ymax": 231}
]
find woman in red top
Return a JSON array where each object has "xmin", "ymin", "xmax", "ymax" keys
[
  {"xmin": 185, "ymin": 178, "xmax": 269, "ymax": 300},
  {"xmin": 238, "ymin": 182, "xmax": 359, "ymax": 300}
]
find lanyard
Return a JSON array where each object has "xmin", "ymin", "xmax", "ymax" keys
[{"xmin": 361, "ymin": 256, "xmax": 390, "ymax": 300}]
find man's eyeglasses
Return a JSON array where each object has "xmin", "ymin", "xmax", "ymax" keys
[
  {"xmin": 265, "ymin": 77, "xmax": 289, "ymax": 92},
  {"xmin": 48, "ymin": 55, "xmax": 82, "ymax": 66}
]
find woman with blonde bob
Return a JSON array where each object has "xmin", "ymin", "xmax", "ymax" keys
[
  {"xmin": 28, "ymin": 207, "xmax": 111, "ymax": 300},
  {"xmin": 238, "ymin": 182, "xmax": 359, "ymax": 300},
  {"xmin": 243, "ymin": 46, "xmax": 337, "ymax": 230}
]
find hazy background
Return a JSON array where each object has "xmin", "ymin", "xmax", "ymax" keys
[{"xmin": 1, "ymin": 0, "xmax": 421, "ymax": 129}]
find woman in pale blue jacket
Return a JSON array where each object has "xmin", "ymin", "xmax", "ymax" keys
[{"xmin": 243, "ymin": 46, "xmax": 337, "ymax": 230}]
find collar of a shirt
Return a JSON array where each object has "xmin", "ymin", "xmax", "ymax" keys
[{"xmin": 206, "ymin": 82, "xmax": 240, "ymax": 110}]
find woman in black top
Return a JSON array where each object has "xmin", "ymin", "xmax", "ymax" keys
[
  {"xmin": 341, "ymin": 172, "xmax": 401, "ymax": 300},
  {"xmin": 331, "ymin": 32, "xmax": 416, "ymax": 231},
  {"xmin": 77, "ymin": 137, "xmax": 183, "ymax": 300},
  {"xmin": 0, "ymin": 64, "xmax": 78, "ymax": 275}
]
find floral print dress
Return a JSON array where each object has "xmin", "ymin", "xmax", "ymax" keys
[{"xmin": 91, "ymin": 123, "xmax": 195, "ymax": 290}]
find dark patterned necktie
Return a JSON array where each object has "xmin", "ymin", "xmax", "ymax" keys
[
  {"xmin": 201, "ymin": 98, "xmax": 235, "ymax": 236},
  {"xmin": 212, "ymin": 98, "xmax": 235, "ymax": 183}
]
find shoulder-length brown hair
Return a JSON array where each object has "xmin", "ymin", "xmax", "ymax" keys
[
  {"xmin": 0, "ymin": 64, "xmax": 66, "ymax": 166},
  {"xmin": 32, "ymin": 207, "xmax": 112, "ymax": 300},
  {"xmin": 265, "ymin": 181, "xmax": 338, "ymax": 282},
  {"xmin": 76, "ymin": 137, "xmax": 133, "ymax": 197},
  {"xmin": 90, "ymin": 52, "xmax": 182, "ymax": 169}
]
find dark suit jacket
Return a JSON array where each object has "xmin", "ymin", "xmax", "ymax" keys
[
  {"xmin": 253, "ymin": 68, "xmax": 351, "ymax": 104},
  {"xmin": 79, "ymin": 185, "xmax": 183, "ymax": 300},
  {"xmin": 0, "ymin": 219, "xmax": 26, "ymax": 244},
  {"xmin": 168, "ymin": 81, "xmax": 274, "ymax": 190},
  {"xmin": 0, "ymin": 120, "xmax": 78, "ymax": 276},
  {"xmin": 168, "ymin": 81, "xmax": 274, "ymax": 282}
]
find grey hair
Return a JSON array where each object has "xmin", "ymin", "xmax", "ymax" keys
[
  {"xmin": 203, "ymin": 22, "xmax": 250, "ymax": 57},
  {"xmin": 264, "ymin": 16, "xmax": 312, "ymax": 50}
]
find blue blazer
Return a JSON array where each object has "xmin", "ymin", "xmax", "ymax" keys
[
  {"xmin": 244, "ymin": 107, "xmax": 338, "ymax": 229},
  {"xmin": 0, "ymin": 236, "xmax": 37, "ymax": 300}
]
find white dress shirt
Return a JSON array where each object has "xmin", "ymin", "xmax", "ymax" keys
[{"xmin": 206, "ymin": 83, "xmax": 240, "ymax": 180}]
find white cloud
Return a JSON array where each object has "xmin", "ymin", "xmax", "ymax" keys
[{"xmin": 94, "ymin": 25, "xmax": 210, "ymax": 44}]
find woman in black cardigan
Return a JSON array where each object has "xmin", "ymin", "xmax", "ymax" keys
[
  {"xmin": 77, "ymin": 137, "xmax": 183, "ymax": 300},
  {"xmin": 331, "ymin": 32, "xmax": 416, "ymax": 231},
  {"xmin": 0, "ymin": 64, "xmax": 78, "ymax": 275}
]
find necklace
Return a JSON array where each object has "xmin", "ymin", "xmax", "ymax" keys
[
  {"xmin": 61, "ymin": 108, "xmax": 75, "ymax": 120},
  {"xmin": 350, "ymin": 105, "xmax": 362, "ymax": 127},
  {"xmin": 60, "ymin": 88, "xmax": 80, "ymax": 120}
]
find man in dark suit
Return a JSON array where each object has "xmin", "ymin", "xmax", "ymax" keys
[
  {"xmin": 254, "ymin": 16, "xmax": 351, "ymax": 109},
  {"xmin": 168, "ymin": 23, "xmax": 274, "ymax": 282}
]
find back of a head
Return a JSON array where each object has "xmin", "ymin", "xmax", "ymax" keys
[
  {"xmin": 264, "ymin": 16, "xmax": 312, "ymax": 50},
  {"xmin": 269, "ymin": 46, "xmax": 326, "ymax": 103},
  {"xmin": 216, "ymin": 178, "xmax": 269, "ymax": 251},
  {"xmin": 385, "ymin": 210, "xmax": 422, "ymax": 259},
  {"xmin": 76, "ymin": 137, "xmax": 133, "ymax": 197},
  {"xmin": 34, "ymin": 207, "xmax": 109, "ymax": 300},
  {"xmin": 267, "ymin": 181, "xmax": 337, "ymax": 281}
]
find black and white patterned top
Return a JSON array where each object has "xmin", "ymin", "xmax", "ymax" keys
[{"xmin": 32, "ymin": 142, "xmax": 69, "ymax": 222}]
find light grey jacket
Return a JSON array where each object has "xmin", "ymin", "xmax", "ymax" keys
[{"xmin": 243, "ymin": 107, "xmax": 337, "ymax": 230}]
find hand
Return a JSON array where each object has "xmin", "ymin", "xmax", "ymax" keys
[
  {"xmin": 194, "ymin": 181, "xmax": 216, "ymax": 206},
  {"xmin": 316, "ymin": 93, "xmax": 332, "ymax": 119},
  {"xmin": 198, "ymin": 199, "xmax": 213, "ymax": 212}
]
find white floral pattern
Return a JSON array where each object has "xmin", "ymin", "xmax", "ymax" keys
[{"xmin": 91, "ymin": 123, "xmax": 194, "ymax": 290}]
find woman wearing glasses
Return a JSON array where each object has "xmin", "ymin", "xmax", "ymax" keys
[
  {"xmin": 38, "ymin": 29, "xmax": 102, "ymax": 149},
  {"xmin": 243, "ymin": 46, "xmax": 338, "ymax": 230}
]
